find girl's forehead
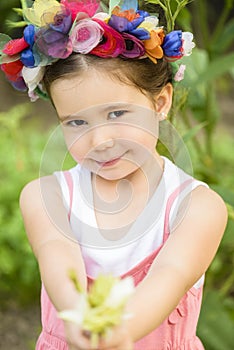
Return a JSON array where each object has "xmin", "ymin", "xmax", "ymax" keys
[{"xmin": 51, "ymin": 70, "xmax": 152, "ymax": 116}]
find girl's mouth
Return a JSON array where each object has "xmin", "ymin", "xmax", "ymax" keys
[{"xmin": 96, "ymin": 154, "xmax": 125, "ymax": 167}]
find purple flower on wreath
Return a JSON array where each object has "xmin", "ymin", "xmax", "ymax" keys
[
  {"xmin": 20, "ymin": 25, "xmax": 36, "ymax": 68},
  {"xmin": 49, "ymin": 8, "xmax": 72, "ymax": 34},
  {"xmin": 121, "ymin": 32, "xmax": 145, "ymax": 58},
  {"xmin": 11, "ymin": 77, "xmax": 27, "ymax": 92},
  {"xmin": 35, "ymin": 27, "xmax": 73, "ymax": 59},
  {"xmin": 108, "ymin": 8, "xmax": 150, "ymax": 39},
  {"xmin": 35, "ymin": 10, "xmax": 73, "ymax": 59},
  {"xmin": 162, "ymin": 30, "xmax": 183, "ymax": 59}
]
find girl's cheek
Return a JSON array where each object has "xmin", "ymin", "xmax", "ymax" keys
[
  {"xmin": 69, "ymin": 145, "xmax": 84, "ymax": 163},
  {"xmin": 63, "ymin": 131, "xmax": 85, "ymax": 152}
]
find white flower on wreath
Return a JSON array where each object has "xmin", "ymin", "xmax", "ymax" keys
[
  {"xmin": 182, "ymin": 32, "xmax": 195, "ymax": 56},
  {"xmin": 22, "ymin": 66, "xmax": 45, "ymax": 101}
]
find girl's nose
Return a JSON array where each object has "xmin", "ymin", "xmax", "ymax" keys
[{"xmin": 90, "ymin": 125, "xmax": 115, "ymax": 151}]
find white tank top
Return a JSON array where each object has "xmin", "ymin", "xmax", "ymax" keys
[{"xmin": 54, "ymin": 156, "xmax": 208, "ymax": 287}]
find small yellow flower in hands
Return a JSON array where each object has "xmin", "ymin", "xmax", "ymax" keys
[{"xmin": 58, "ymin": 272, "xmax": 135, "ymax": 348}]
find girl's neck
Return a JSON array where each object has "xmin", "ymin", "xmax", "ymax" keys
[
  {"xmin": 90, "ymin": 151, "xmax": 164, "ymax": 236},
  {"xmin": 92, "ymin": 151, "xmax": 164, "ymax": 212}
]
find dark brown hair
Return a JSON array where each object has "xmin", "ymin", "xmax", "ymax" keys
[{"xmin": 43, "ymin": 54, "xmax": 172, "ymax": 108}]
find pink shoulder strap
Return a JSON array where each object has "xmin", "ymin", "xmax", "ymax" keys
[
  {"xmin": 63, "ymin": 171, "xmax": 74, "ymax": 221},
  {"xmin": 163, "ymin": 178, "xmax": 194, "ymax": 243}
]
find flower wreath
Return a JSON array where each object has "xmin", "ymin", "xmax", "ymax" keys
[{"xmin": 0, "ymin": 0, "xmax": 195, "ymax": 102}]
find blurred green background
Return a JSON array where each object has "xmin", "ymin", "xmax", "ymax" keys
[{"xmin": 0, "ymin": 0, "xmax": 234, "ymax": 349}]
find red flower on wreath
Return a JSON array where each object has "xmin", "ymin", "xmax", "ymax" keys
[
  {"xmin": 91, "ymin": 18, "xmax": 125, "ymax": 58},
  {"xmin": 3, "ymin": 38, "xmax": 29, "ymax": 56},
  {"xmin": 1, "ymin": 60, "xmax": 23, "ymax": 81}
]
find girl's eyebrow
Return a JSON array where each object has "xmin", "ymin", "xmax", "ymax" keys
[{"xmin": 59, "ymin": 103, "xmax": 133, "ymax": 121}]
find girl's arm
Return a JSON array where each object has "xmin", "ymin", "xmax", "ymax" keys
[
  {"xmin": 100, "ymin": 186, "xmax": 227, "ymax": 349},
  {"xmin": 20, "ymin": 175, "xmax": 87, "ymax": 311},
  {"xmin": 20, "ymin": 176, "xmax": 92, "ymax": 349},
  {"xmin": 125, "ymin": 186, "xmax": 227, "ymax": 341}
]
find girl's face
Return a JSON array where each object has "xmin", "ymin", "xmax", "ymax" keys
[{"xmin": 51, "ymin": 69, "xmax": 172, "ymax": 181}]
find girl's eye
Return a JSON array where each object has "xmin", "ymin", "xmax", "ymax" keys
[
  {"xmin": 108, "ymin": 110, "xmax": 127, "ymax": 120},
  {"xmin": 67, "ymin": 120, "xmax": 87, "ymax": 127}
]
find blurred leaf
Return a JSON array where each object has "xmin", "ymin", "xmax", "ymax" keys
[
  {"xmin": 209, "ymin": 185, "xmax": 234, "ymax": 207},
  {"xmin": 176, "ymin": 7, "xmax": 192, "ymax": 31},
  {"xmin": 198, "ymin": 291, "xmax": 234, "ymax": 349},
  {"xmin": 211, "ymin": 18, "xmax": 234, "ymax": 54},
  {"xmin": 220, "ymin": 219, "xmax": 234, "ymax": 247},
  {"xmin": 192, "ymin": 53, "xmax": 234, "ymax": 87},
  {"xmin": 0, "ymin": 34, "xmax": 12, "ymax": 51},
  {"xmin": 182, "ymin": 121, "xmax": 208, "ymax": 142},
  {"xmin": 226, "ymin": 203, "xmax": 234, "ymax": 221}
]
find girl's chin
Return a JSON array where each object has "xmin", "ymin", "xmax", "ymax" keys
[{"xmin": 94, "ymin": 166, "xmax": 140, "ymax": 182}]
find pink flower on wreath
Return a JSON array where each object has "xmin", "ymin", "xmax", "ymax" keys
[
  {"xmin": 90, "ymin": 18, "xmax": 125, "ymax": 58},
  {"xmin": 174, "ymin": 64, "xmax": 186, "ymax": 82},
  {"xmin": 70, "ymin": 18, "xmax": 104, "ymax": 54},
  {"xmin": 61, "ymin": 0, "xmax": 100, "ymax": 21},
  {"xmin": 121, "ymin": 32, "xmax": 145, "ymax": 58}
]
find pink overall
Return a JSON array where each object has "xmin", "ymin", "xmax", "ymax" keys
[{"xmin": 36, "ymin": 178, "xmax": 205, "ymax": 350}]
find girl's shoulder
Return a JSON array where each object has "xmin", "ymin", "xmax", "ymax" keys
[
  {"xmin": 19, "ymin": 174, "xmax": 63, "ymax": 212},
  {"xmin": 20, "ymin": 163, "xmax": 83, "ymax": 200},
  {"xmin": 172, "ymin": 178, "xmax": 228, "ymax": 241},
  {"xmin": 161, "ymin": 156, "xmax": 227, "ymax": 234}
]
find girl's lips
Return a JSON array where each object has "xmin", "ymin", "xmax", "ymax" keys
[{"xmin": 96, "ymin": 154, "xmax": 125, "ymax": 167}]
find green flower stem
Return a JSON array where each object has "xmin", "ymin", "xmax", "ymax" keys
[
  {"xmin": 172, "ymin": 0, "xmax": 191, "ymax": 24},
  {"xmin": 148, "ymin": 0, "xmax": 191, "ymax": 32},
  {"xmin": 91, "ymin": 333, "xmax": 99, "ymax": 349}
]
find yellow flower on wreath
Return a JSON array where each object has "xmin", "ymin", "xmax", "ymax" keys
[{"xmin": 23, "ymin": 0, "xmax": 62, "ymax": 27}]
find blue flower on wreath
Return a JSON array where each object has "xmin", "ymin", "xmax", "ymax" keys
[
  {"xmin": 108, "ymin": 8, "xmax": 150, "ymax": 40},
  {"xmin": 162, "ymin": 30, "xmax": 183, "ymax": 58},
  {"xmin": 20, "ymin": 25, "xmax": 36, "ymax": 68}
]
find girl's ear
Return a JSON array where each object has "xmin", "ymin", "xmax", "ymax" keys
[{"xmin": 154, "ymin": 83, "xmax": 173, "ymax": 120}]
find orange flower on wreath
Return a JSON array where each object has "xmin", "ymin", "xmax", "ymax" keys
[
  {"xmin": 112, "ymin": 6, "xmax": 140, "ymax": 22},
  {"xmin": 143, "ymin": 28, "xmax": 165, "ymax": 63}
]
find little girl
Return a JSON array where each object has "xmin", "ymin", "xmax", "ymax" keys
[{"xmin": 1, "ymin": 0, "xmax": 227, "ymax": 349}]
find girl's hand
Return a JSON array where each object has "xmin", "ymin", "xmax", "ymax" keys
[
  {"xmin": 64, "ymin": 321, "xmax": 133, "ymax": 350},
  {"xmin": 64, "ymin": 321, "xmax": 93, "ymax": 350},
  {"xmin": 98, "ymin": 324, "xmax": 134, "ymax": 350}
]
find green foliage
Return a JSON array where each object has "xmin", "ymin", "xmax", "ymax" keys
[
  {"xmin": 0, "ymin": 105, "xmax": 47, "ymax": 306},
  {"xmin": 0, "ymin": 104, "xmax": 76, "ymax": 306},
  {"xmin": 0, "ymin": 0, "xmax": 21, "ymax": 32},
  {"xmin": 198, "ymin": 291, "xmax": 234, "ymax": 349}
]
